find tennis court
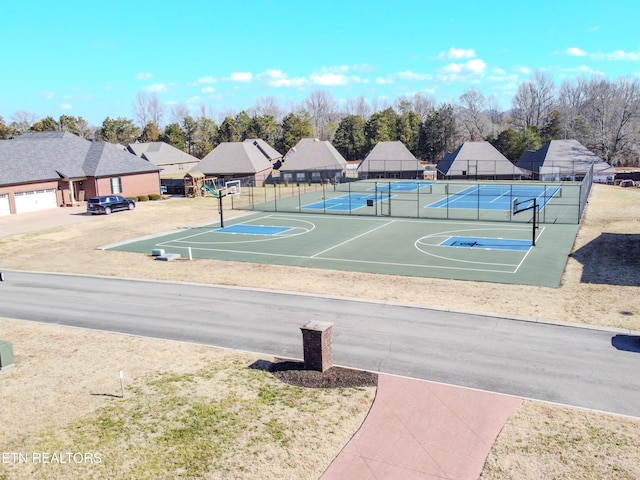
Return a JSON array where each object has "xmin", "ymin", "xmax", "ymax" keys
[
  {"xmin": 237, "ymin": 178, "xmax": 587, "ymax": 224},
  {"xmin": 107, "ymin": 211, "xmax": 579, "ymax": 287},
  {"xmin": 427, "ymin": 184, "xmax": 560, "ymax": 211}
]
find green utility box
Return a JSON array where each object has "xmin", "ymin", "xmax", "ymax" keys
[{"xmin": 0, "ymin": 340, "xmax": 14, "ymax": 370}]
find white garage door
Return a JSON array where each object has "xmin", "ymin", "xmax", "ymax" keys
[
  {"xmin": 0, "ymin": 194, "xmax": 10, "ymax": 216},
  {"xmin": 14, "ymin": 189, "xmax": 58, "ymax": 214}
]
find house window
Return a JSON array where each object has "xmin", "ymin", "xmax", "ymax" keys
[
  {"xmin": 110, "ymin": 177, "xmax": 122, "ymax": 194},
  {"xmin": 311, "ymin": 172, "xmax": 321, "ymax": 182},
  {"xmin": 296, "ymin": 172, "xmax": 306, "ymax": 182},
  {"xmin": 283, "ymin": 173, "xmax": 293, "ymax": 182},
  {"xmin": 462, "ymin": 170, "xmax": 467, "ymax": 176},
  {"xmin": 178, "ymin": 164, "xmax": 184, "ymax": 170}
]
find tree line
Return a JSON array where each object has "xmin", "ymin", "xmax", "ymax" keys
[{"xmin": 1, "ymin": 72, "xmax": 639, "ymax": 166}]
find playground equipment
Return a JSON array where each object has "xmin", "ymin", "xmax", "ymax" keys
[{"xmin": 184, "ymin": 172, "xmax": 205, "ymax": 197}]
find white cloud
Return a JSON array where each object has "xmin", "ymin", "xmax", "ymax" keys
[
  {"xmin": 605, "ymin": 49, "xmax": 640, "ymax": 61},
  {"xmin": 197, "ymin": 76, "xmax": 216, "ymax": 84},
  {"xmin": 375, "ymin": 77, "xmax": 394, "ymax": 85},
  {"xmin": 566, "ymin": 47, "xmax": 587, "ymax": 57},
  {"xmin": 564, "ymin": 48, "xmax": 640, "ymax": 61},
  {"xmin": 201, "ymin": 87, "xmax": 216, "ymax": 93},
  {"xmin": 558, "ymin": 65, "xmax": 603, "ymax": 76},
  {"xmin": 135, "ymin": 72, "xmax": 153, "ymax": 80},
  {"xmin": 257, "ymin": 70, "xmax": 306, "ymax": 87},
  {"xmin": 441, "ymin": 59, "xmax": 486, "ymax": 75},
  {"xmin": 437, "ymin": 48, "xmax": 476, "ymax": 60},
  {"xmin": 310, "ymin": 73, "xmax": 348, "ymax": 86},
  {"xmin": 38, "ymin": 91, "xmax": 55, "ymax": 100},
  {"xmin": 144, "ymin": 83, "xmax": 166, "ymax": 92},
  {"xmin": 396, "ymin": 71, "xmax": 433, "ymax": 81},
  {"xmin": 230, "ymin": 72, "xmax": 253, "ymax": 82},
  {"xmin": 59, "ymin": 103, "xmax": 72, "ymax": 110}
]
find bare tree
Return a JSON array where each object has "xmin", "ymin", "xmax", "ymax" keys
[
  {"xmin": 252, "ymin": 96, "xmax": 283, "ymax": 121},
  {"xmin": 457, "ymin": 87, "xmax": 490, "ymax": 140},
  {"xmin": 412, "ymin": 93, "xmax": 436, "ymax": 122},
  {"xmin": 342, "ymin": 96, "xmax": 372, "ymax": 119},
  {"xmin": 557, "ymin": 77, "xmax": 590, "ymax": 142},
  {"xmin": 10, "ymin": 111, "xmax": 39, "ymax": 134},
  {"xmin": 486, "ymin": 95, "xmax": 505, "ymax": 135},
  {"xmin": 170, "ymin": 104, "xmax": 190, "ymax": 125},
  {"xmin": 304, "ymin": 89, "xmax": 338, "ymax": 140},
  {"xmin": 394, "ymin": 96, "xmax": 413, "ymax": 114},
  {"xmin": 583, "ymin": 76, "xmax": 640, "ymax": 165},
  {"xmin": 511, "ymin": 70, "xmax": 556, "ymax": 131},
  {"xmin": 133, "ymin": 91, "xmax": 164, "ymax": 128}
]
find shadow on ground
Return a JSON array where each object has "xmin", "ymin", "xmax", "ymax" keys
[
  {"xmin": 570, "ymin": 233, "xmax": 640, "ymax": 286},
  {"xmin": 611, "ymin": 335, "xmax": 640, "ymax": 353}
]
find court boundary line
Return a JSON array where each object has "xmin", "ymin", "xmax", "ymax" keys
[
  {"xmin": 154, "ymin": 242, "xmax": 521, "ymax": 275},
  {"xmin": 311, "ymin": 220, "xmax": 395, "ymax": 258},
  {"xmin": 147, "ymin": 213, "xmax": 528, "ymax": 275}
]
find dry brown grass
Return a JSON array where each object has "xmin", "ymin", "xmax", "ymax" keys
[
  {"xmin": 1, "ymin": 183, "xmax": 639, "ymax": 479},
  {"xmin": 0, "ymin": 318, "xmax": 374, "ymax": 480}
]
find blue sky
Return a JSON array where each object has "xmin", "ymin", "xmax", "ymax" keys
[{"xmin": 1, "ymin": 0, "xmax": 639, "ymax": 126}]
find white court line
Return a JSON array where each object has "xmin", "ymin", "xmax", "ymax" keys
[
  {"xmin": 164, "ymin": 243, "xmax": 518, "ymax": 274},
  {"xmin": 513, "ymin": 226, "xmax": 546, "ymax": 273},
  {"xmin": 310, "ymin": 220, "xmax": 395, "ymax": 258}
]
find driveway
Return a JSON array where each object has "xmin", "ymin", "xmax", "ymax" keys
[{"xmin": 0, "ymin": 205, "xmax": 94, "ymax": 238}]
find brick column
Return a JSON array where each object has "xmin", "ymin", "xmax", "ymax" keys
[{"xmin": 300, "ymin": 321, "xmax": 333, "ymax": 372}]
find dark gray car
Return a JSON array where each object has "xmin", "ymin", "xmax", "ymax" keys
[{"xmin": 86, "ymin": 195, "xmax": 135, "ymax": 215}]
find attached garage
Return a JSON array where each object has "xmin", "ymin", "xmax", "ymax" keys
[
  {"xmin": 14, "ymin": 189, "xmax": 58, "ymax": 213},
  {"xmin": 0, "ymin": 194, "xmax": 10, "ymax": 216},
  {"xmin": 0, "ymin": 132, "xmax": 161, "ymax": 216}
]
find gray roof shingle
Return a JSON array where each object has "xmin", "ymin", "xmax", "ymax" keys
[
  {"xmin": 358, "ymin": 141, "xmax": 423, "ymax": 173},
  {"xmin": 279, "ymin": 138, "xmax": 347, "ymax": 171},
  {"xmin": 515, "ymin": 139, "xmax": 614, "ymax": 175},
  {"xmin": 0, "ymin": 132, "xmax": 159, "ymax": 186},
  {"xmin": 127, "ymin": 142, "xmax": 200, "ymax": 166},
  {"xmin": 192, "ymin": 139, "xmax": 280, "ymax": 175},
  {"xmin": 437, "ymin": 141, "xmax": 524, "ymax": 176}
]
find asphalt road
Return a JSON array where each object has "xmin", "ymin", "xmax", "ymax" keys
[{"xmin": 1, "ymin": 270, "xmax": 639, "ymax": 417}]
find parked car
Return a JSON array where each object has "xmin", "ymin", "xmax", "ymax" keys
[{"xmin": 86, "ymin": 195, "xmax": 135, "ymax": 215}]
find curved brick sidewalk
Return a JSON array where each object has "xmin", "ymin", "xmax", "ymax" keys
[{"xmin": 321, "ymin": 374, "xmax": 523, "ymax": 480}]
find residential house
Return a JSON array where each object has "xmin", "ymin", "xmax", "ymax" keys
[
  {"xmin": 126, "ymin": 142, "xmax": 200, "ymax": 176},
  {"xmin": 191, "ymin": 139, "xmax": 280, "ymax": 187},
  {"xmin": 0, "ymin": 132, "xmax": 161, "ymax": 216}
]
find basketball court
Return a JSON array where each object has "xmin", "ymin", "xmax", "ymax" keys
[{"xmin": 106, "ymin": 209, "xmax": 578, "ymax": 287}]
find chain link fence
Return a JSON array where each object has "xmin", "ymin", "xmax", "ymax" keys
[{"xmin": 225, "ymin": 176, "xmax": 590, "ymax": 225}]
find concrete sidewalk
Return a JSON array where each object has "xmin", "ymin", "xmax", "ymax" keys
[{"xmin": 321, "ymin": 374, "xmax": 523, "ymax": 480}]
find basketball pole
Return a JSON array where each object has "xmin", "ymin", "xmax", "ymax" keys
[
  {"xmin": 218, "ymin": 192, "xmax": 224, "ymax": 228},
  {"xmin": 532, "ymin": 198, "xmax": 537, "ymax": 246},
  {"xmin": 513, "ymin": 197, "xmax": 538, "ymax": 247}
]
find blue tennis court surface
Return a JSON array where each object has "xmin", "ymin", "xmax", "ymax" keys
[
  {"xmin": 427, "ymin": 185, "xmax": 560, "ymax": 211},
  {"xmin": 302, "ymin": 193, "xmax": 380, "ymax": 211},
  {"xmin": 440, "ymin": 236, "xmax": 532, "ymax": 251},
  {"xmin": 215, "ymin": 224, "xmax": 292, "ymax": 235},
  {"xmin": 368, "ymin": 181, "xmax": 435, "ymax": 192}
]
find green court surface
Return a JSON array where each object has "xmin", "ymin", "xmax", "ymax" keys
[{"xmin": 107, "ymin": 212, "xmax": 579, "ymax": 287}]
